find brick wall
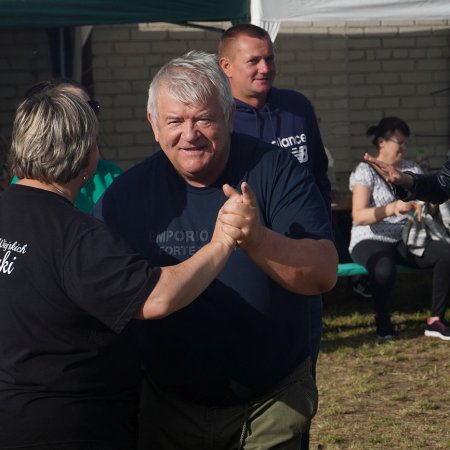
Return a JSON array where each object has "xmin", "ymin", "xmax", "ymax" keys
[
  {"xmin": 90, "ymin": 22, "xmax": 225, "ymax": 169},
  {"xmin": 275, "ymin": 21, "xmax": 450, "ymax": 192},
  {"xmin": 0, "ymin": 28, "xmax": 52, "ymax": 141},
  {"xmin": 1, "ymin": 20, "xmax": 449, "ymax": 191}
]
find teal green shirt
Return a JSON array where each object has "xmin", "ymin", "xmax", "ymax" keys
[{"xmin": 11, "ymin": 159, "xmax": 123, "ymax": 213}]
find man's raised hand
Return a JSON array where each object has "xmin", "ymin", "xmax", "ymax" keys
[{"xmin": 220, "ymin": 182, "xmax": 265, "ymax": 252}]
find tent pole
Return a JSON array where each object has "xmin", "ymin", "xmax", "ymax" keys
[{"xmin": 59, "ymin": 27, "xmax": 65, "ymax": 77}]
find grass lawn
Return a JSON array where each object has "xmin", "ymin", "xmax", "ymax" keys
[{"xmin": 310, "ymin": 272, "xmax": 450, "ymax": 450}]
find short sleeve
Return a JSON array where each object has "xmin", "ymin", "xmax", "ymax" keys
[
  {"xmin": 62, "ymin": 221, "xmax": 160, "ymax": 334},
  {"xmin": 349, "ymin": 162, "xmax": 375, "ymax": 191},
  {"xmin": 266, "ymin": 150, "xmax": 333, "ymax": 241}
]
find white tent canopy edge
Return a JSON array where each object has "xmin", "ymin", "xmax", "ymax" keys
[
  {"xmin": 252, "ymin": 0, "xmax": 450, "ymax": 23},
  {"xmin": 251, "ymin": 0, "xmax": 450, "ymax": 40}
]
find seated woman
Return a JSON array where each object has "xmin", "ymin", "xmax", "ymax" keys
[
  {"xmin": 349, "ymin": 116, "xmax": 450, "ymax": 340},
  {"xmin": 0, "ymin": 90, "xmax": 243, "ymax": 449}
]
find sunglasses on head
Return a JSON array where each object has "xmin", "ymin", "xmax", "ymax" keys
[{"xmin": 87, "ymin": 100, "xmax": 100, "ymax": 116}]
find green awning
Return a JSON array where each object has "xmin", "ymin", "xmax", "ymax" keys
[{"xmin": 0, "ymin": 0, "xmax": 249, "ymax": 28}]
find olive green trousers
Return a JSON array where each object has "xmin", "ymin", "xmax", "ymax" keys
[{"xmin": 138, "ymin": 358, "xmax": 318, "ymax": 450}]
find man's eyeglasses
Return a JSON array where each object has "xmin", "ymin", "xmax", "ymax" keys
[
  {"xmin": 389, "ymin": 138, "xmax": 408, "ymax": 147},
  {"xmin": 87, "ymin": 100, "xmax": 100, "ymax": 116}
]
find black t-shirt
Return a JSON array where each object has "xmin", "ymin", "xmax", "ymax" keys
[{"xmin": 0, "ymin": 185, "xmax": 159, "ymax": 448}]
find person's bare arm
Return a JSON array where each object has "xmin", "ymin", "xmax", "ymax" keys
[
  {"xmin": 351, "ymin": 183, "xmax": 414, "ymax": 225},
  {"xmin": 221, "ymin": 183, "xmax": 337, "ymax": 296}
]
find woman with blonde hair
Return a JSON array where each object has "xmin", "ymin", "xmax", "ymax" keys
[
  {"xmin": 0, "ymin": 90, "xmax": 243, "ymax": 449},
  {"xmin": 10, "ymin": 77, "xmax": 122, "ymax": 212}
]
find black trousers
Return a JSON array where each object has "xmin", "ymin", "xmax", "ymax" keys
[{"xmin": 351, "ymin": 239, "xmax": 450, "ymax": 318}]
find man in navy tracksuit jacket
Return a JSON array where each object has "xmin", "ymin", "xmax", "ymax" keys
[
  {"xmin": 232, "ymin": 89, "xmax": 330, "ymax": 209},
  {"xmin": 219, "ymin": 23, "xmax": 332, "ymax": 449},
  {"xmin": 219, "ymin": 26, "xmax": 331, "ymax": 212}
]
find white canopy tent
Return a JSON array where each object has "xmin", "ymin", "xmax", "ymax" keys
[{"xmin": 251, "ymin": 0, "xmax": 450, "ymax": 40}]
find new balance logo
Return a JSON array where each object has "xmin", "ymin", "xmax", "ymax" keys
[{"xmin": 292, "ymin": 146, "xmax": 308, "ymax": 163}]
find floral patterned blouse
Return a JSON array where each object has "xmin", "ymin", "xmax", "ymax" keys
[{"xmin": 348, "ymin": 160, "xmax": 422, "ymax": 253}]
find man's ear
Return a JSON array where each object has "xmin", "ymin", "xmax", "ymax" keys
[
  {"xmin": 219, "ymin": 56, "xmax": 232, "ymax": 78},
  {"xmin": 147, "ymin": 112, "xmax": 159, "ymax": 142}
]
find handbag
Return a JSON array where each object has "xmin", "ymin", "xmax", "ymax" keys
[{"xmin": 402, "ymin": 203, "xmax": 450, "ymax": 256}]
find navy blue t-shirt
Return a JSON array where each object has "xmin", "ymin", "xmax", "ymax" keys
[{"xmin": 98, "ymin": 133, "xmax": 333, "ymax": 405}]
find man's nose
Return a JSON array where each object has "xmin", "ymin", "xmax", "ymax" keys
[
  {"xmin": 181, "ymin": 122, "xmax": 198, "ymax": 141},
  {"xmin": 258, "ymin": 60, "xmax": 270, "ymax": 73}
]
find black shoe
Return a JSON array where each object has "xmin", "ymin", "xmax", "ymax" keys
[
  {"xmin": 424, "ymin": 319, "xmax": 450, "ymax": 341},
  {"xmin": 352, "ymin": 276, "xmax": 373, "ymax": 299},
  {"xmin": 375, "ymin": 314, "xmax": 396, "ymax": 340}
]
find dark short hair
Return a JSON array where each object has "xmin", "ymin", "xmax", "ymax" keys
[
  {"xmin": 366, "ymin": 117, "xmax": 410, "ymax": 147},
  {"xmin": 218, "ymin": 23, "xmax": 271, "ymax": 56}
]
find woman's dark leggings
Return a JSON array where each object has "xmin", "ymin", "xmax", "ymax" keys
[{"xmin": 351, "ymin": 239, "xmax": 450, "ymax": 318}]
